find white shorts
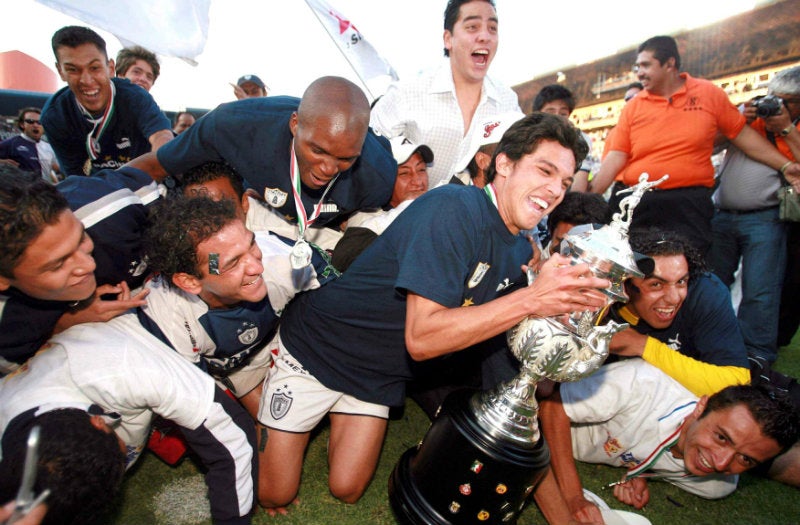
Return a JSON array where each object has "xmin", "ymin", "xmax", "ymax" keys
[
  {"xmin": 214, "ymin": 343, "xmax": 273, "ymax": 398},
  {"xmin": 258, "ymin": 331, "xmax": 389, "ymax": 432}
]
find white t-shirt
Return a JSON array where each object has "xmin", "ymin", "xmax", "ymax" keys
[{"xmin": 561, "ymin": 359, "xmax": 738, "ymax": 499}]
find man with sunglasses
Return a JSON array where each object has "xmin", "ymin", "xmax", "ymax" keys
[{"xmin": 0, "ymin": 108, "xmax": 59, "ymax": 183}]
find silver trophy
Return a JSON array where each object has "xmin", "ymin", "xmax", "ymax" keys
[{"xmin": 390, "ymin": 174, "xmax": 667, "ymax": 524}]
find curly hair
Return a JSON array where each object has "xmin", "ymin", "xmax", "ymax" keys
[
  {"xmin": 0, "ymin": 409, "xmax": 126, "ymax": 525},
  {"xmin": 628, "ymin": 227, "xmax": 707, "ymax": 279},
  {"xmin": 0, "ymin": 165, "xmax": 69, "ymax": 278},
  {"xmin": 703, "ymin": 384, "xmax": 800, "ymax": 453},
  {"xmin": 178, "ymin": 161, "xmax": 245, "ymax": 201},
  {"xmin": 143, "ymin": 196, "xmax": 238, "ymax": 282},
  {"xmin": 485, "ymin": 112, "xmax": 588, "ymax": 184}
]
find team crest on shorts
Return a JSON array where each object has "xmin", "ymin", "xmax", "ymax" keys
[
  {"xmin": 467, "ymin": 262, "xmax": 491, "ymax": 288},
  {"xmin": 270, "ymin": 389, "xmax": 293, "ymax": 420},
  {"xmin": 264, "ymin": 187, "xmax": 288, "ymax": 207}
]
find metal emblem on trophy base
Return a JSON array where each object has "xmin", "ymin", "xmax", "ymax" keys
[{"xmin": 389, "ymin": 174, "xmax": 667, "ymax": 524}]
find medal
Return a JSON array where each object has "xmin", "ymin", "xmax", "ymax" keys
[{"xmin": 290, "ymin": 239, "xmax": 313, "ymax": 270}]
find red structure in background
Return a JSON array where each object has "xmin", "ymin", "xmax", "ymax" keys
[{"xmin": 0, "ymin": 50, "xmax": 59, "ymax": 93}]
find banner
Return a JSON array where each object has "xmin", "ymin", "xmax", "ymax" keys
[
  {"xmin": 304, "ymin": 0, "xmax": 398, "ymax": 98},
  {"xmin": 35, "ymin": 0, "xmax": 210, "ymax": 65}
]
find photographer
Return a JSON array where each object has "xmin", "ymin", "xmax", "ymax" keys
[{"xmin": 710, "ymin": 65, "xmax": 800, "ymax": 365}]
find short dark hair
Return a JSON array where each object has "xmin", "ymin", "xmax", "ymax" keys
[
  {"xmin": 547, "ymin": 192, "xmax": 610, "ymax": 234},
  {"xmin": 485, "ymin": 112, "xmax": 588, "ymax": 184},
  {"xmin": 533, "ymin": 84, "xmax": 576, "ymax": 113},
  {"xmin": 702, "ymin": 384, "xmax": 800, "ymax": 453},
  {"xmin": 51, "ymin": 26, "xmax": 107, "ymax": 60},
  {"xmin": 638, "ymin": 35, "xmax": 680, "ymax": 70},
  {"xmin": 178, "ymin": 161, "xmax": 245, "ymax": 201},
  {"xmin": 144, "ymin": 196, "xmax": 238, "ymax": 282},
  {"xmin": 443, "ymin": 0, "xmax": 496, "ymax": 57},
  {"xmin": 173, "ymin": 110, "xmax": 195, "ymax": 126},
  {"xmin": 628, "ymin": 228, "xmax": 707, "ymax": 279},
  {"xmin": 16, "ymin": 107, "xmax": 41, "ymax": 130},
  {"xmin": 0, "ymin": 409, "xmax": 126, "ymax": 525},
  {"xmin": 115, "ymin": 46, "xmax": 160, "ymax": 80},
  {"xmin": 627, "ymin": 81, "xmax": 644, "ymax": 91},
  {"xmin": 0, "ymin": 165, "xmax": 69, "ymax": 278}
]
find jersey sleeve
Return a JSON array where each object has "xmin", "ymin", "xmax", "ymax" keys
[
  {"xmin": 641, "ymin": 337, "xmax": 750, "ymax": 396},
  {"xmin": 156, "ymin": 105, "xmax": 226, "ymax": 175}
]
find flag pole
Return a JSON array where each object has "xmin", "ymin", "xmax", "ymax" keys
[{"xmin": 303, "ymin": 0, "xmax": 377, "ymax": 100}]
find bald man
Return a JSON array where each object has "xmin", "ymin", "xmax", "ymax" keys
[{"xmin": 127, "ymin": 76, "xmax": 396, "ymax": 248}]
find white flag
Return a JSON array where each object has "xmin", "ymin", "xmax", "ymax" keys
[
  {"xmin": 35, "ymin": 0, "xmax": 210, "ymax": 65},
  {"xmin": 304, "ymin": 0, "xmax": 399, "ymax": 98}
]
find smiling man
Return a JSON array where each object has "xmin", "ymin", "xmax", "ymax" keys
[
  {"xmin": 606, "ymin": 229, "xmax": 751, "ymax": 397},
  {"xmin": 127, "ymin": 76, "xmax": 395, "ymax": 251},
  {"xmin": 41, "ymin": 26, "xmax": 172, "ymax": 176},
  {"xmin": 115, "ymin": 46, "xmax": 160, "ymax": 92},
  {"xmin": 538, "ymin": 359, "xmax": 799, "ymax": 524},
  {"xmin": 370, "ymin": 0, "xmax": 521, "ymax": 187},
  {"xmin": 255, "ymin": 113, "xmax": 610, "ymax": 514},
  {"xmin": 589, "ymin": 35, "xmax": 800, "ymax": 255}
]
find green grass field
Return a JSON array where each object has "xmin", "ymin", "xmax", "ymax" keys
[{"xmin": 108, "ymin": 337, "xmax": 800, "ymax": 525}]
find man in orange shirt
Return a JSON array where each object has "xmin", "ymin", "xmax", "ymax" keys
[{"xmin": 590, "ymin": 35, "xmax": 800, "ymax": 255}]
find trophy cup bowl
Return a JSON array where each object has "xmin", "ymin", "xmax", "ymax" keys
[{"xmin": 389, "ymin": 175, "xmax": 665, "ymax": 524}]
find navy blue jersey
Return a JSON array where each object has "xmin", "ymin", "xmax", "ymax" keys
[
  {"xmin": 0, "ymin": 135, "xmax": 40, "ymax": 173},
  {"xmin": 281, "ymin": 184, "xmax": 532, "ymax": 407},
  {"xmin": 610, "ymin": 273, "xmax": 749, "ymax": 369},
  {"xmin": 0, "ymin": 167, "xmax": 160, "ymax": 373},
  {"xmin": 41, "ymin": 78, "xmax": 170, "ymax": 176},
  {"xmin": 156, "ymin": 96, "xmax": 396, "ymax": 227}
]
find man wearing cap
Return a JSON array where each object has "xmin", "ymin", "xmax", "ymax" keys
[
  {"xmin": 127, "ymin": 76, "xmax": 396, "ymax": 252},
  {"xmin": 332, "ymin": 136, "xmax": 432, "ymax": 271},
  {"xmin": 449, "ymin": 111, "xmax": 525, "ymax": 187},
  {"xmin": 370, "ymin": 0, "xmax": 520, "ymax": 187},
  {"xmin": 232, "ymin": 74, "xmax": 268, "ymax": 100}
]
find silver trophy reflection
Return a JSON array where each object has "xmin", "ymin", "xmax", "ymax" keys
[{"xmin": 390, "ymin": 174, "xmax": 668, "ymax": 524}]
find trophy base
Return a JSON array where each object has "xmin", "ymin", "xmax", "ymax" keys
[{"xmin": 389, "ymin": 389, "xmax": 550, "ymax": 524}]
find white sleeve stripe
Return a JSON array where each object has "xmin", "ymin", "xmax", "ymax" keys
[
  {"xmin": 135, "ymin": 182, "xmax": 161, "ymax": 205},
  {"xmin": 73, "ymin": 189, "xmax": 143, "ymax": 228},
  {"xmin": 184, "ymin": 391, "xmax": 255, "ymax": 518}
]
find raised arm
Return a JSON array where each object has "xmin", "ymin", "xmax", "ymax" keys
[{"xmin": 588, "ymin": 151, "xmax": 628, "ymax": 194}]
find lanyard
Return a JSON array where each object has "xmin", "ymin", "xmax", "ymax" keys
[
  {"xmin": 624, "ymin": 423, "xmax": 683, "ymax": 481},
  {"xmin": 77, "ymin": 80, "xmax": 116, "ymax": 161},
  {"xmin": 483, "ymin": 183, "xmax": 498, "ymax": 209},
  {"xmin": 289, "ymin": 141, "xmax": 338, "ymax": 239}
]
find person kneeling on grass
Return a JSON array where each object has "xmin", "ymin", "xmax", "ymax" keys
[{"xmin": 537, "ymin": 359, "xmax": 799, "ymax": 525}]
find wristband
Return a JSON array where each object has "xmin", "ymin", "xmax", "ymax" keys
[
  {"xmin": 780, "ymin": 125, "xmax": 794, "ymax": 137},
  {"xmin": 780, "ymin": 161, "xmax": 794, "ymax": 175}
]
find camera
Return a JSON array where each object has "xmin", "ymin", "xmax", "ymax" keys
[{"xmin": 752, "ymin": 94, "xmax": 785, "ymax": 118}]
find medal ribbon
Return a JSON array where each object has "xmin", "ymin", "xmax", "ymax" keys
[
  {"xmin": 289, "ymin": 140, "xmax": 339, "ymax": 239},
  {"xmin": 77, "ymin": 80, "xmax": 116, "ymax": 161},
  {"xmin": 623, "ymin": 423, "xmax": 683, "ymax": 481},
  {"xmin": 483, "ymin": 183, "xmax": 499, "ymax": 209}
]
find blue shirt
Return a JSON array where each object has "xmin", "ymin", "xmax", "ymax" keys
[
  {"xmin": 41, "ymin": 78, "xmax": 170, "ymax": 176},
  {"xmin": 281, "ymin": 184, "xmax": 532, "ymax": 406},
  {"xmin": 0, "ymin": 135, "xmax": 40, "ymax": 173},
  {"xmin": 156, "ymin": 96, "xmax": 396, "ymax": 228}
]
